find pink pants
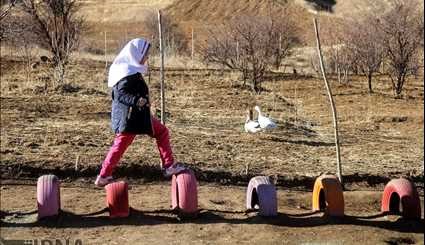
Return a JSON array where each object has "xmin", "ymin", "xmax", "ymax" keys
[{"xmin": 99, "ymin": 117, "xmax": 174, "ymax": 177}]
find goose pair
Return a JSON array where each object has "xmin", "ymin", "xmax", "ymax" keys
[{"xmin": 244, "ymin": 106, "xmax": 277, "ymax": 133}]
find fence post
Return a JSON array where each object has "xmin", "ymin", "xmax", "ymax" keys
[
  {"xmin": 158, "ymin": 10, "xmax": 166, "ymax": 125},
  {"xmin": 104, "ymin": 31, "xmax": 108, "ymax": 71},
  {"xmin": 236, "ymin": 41, "xmax": 239, "ymax": 62},
  {"xmin": 191, "ymin": 26, "xmax": 194, "ymax": 66}
]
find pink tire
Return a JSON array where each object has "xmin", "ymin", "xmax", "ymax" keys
[
  {"xmin": 105, "ymin": 181, "xmax": 129, "ymax": 218},
  {"xmin": 246, "ymin": 176, "xmax": 277, "ymax": 216},
  {"xmin": 171, "ymin": 169, "xmax": 198, "ymax": 214},
  {"xmin": 381, "ymin": 178, "xmax": 421, "ymax": 219},
  {"xmin": 37, "ymin": 175, "xmax": 61, "ymax": 220}
]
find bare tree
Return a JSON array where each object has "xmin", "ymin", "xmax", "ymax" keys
[
  {"xmin": 20, "ymin": 0, "xmax": 85, "ymax": 84},
  {"xmin": 268, "ymin": 13, "xmax": 299, "ymax": 70},
  {"xmin": 379, "ymin": 0, "xmax": 423, "ymax": 97},
  {"xmin": 0, "ymin": 0, "xmax": 17, "ymax": 40},
  {"xmin": 318, "ymin": 19, "xmax": 360, "ymax": 84},
  {"xmin": 322, "ymin": 23, "xmax": 348, "ymax": 83},
  {"xmin": 344, "ymin": 17, "xmax": 385, "ymax": 93},
  {"xmin": 0, "ymin": 0, "xmax": 17, "ymax": 21},
  {"xmin": 234, "ymin": 16, "xmax": 273, "ymax": 93},
  {"xmin": 202, "ymin": 15, "xmax": 298, "ymax": 93},
  {"xmin": 1, "ymin": 3, "xmax": 42, "ymax": 89}
]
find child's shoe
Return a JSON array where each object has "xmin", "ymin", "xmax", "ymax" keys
[
  {"xmin": 164, "ymin": 163, "xmax": 187, "ymax": 177},
  {"xmin": 94, "ymin": 175, "xmax": 114, "ymax": 187}
]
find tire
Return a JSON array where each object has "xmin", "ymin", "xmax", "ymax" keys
[
  {"xmin": 105, "ymin": 181, "xmax": 129, "ymax": 218},
  {"xmin": 312, "ymin": 175, "xmax": 344, "ymax": 217},
  {"xmin": 171, "ymin": 169, "xmax": 198, "ymax": 215},
  {"xmin": 381, "ymin": 178, "xmax": 421, "ymax": 220},
  {"xmin": 37, "ymin": 175, "xmax": 61, "ymax": 220},
  {"xmin": 246, "ymin": 176, "xmax": 277, "ymax": 217}
]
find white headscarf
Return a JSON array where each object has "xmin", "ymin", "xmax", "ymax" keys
[{"xmin": 107, "ymin": 38, "xmax": 151, "ymax": 87}]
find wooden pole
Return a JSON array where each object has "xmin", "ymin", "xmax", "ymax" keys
[
  {"xmin": 158, "ymin": 10, "xmax": 165, "ymax": 124},
  {"xmin": 191, "ymin": 27, "xmax": 194, "ymax": 64},
  {"xmin": 147, "ymin": 59, "xmax": 151, "ymax": 85},
  {"xmin": 313, "ymin": 17, "xmax": 343, "ymax": 184},
  {"xmin": 279, "ymin": 33, "xmax": 282, "ymax": 52},
  {"xmin": 103, "ymin": 0, "xmax": 107, "ymax": 71},
  {"xmin": 236, "ymin": 41, "xmax": 239, "ymax": 62},
  {"xmin": 104, "ymin": 31, "xmax": 107, "ymax": 70}
]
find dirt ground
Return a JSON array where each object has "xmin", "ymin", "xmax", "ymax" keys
[
  {"xmin": 0, "ymin": 180, "xmax": 424, "ymax": 244},
  {"xmin": 0, "ymin": 57, "xmax": 423, "ymax": 183},
  {"xmin": 0, "ymin": 56, "xmax": 424, "ymax": 244}
]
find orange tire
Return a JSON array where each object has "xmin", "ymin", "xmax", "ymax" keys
[
  {"xmin": 312, "ymin": 175, "xmax": 344, "ymax": 217},
  {"xmin": 381, "ymin": 178, "xmax": 421, "ymax": 220}
]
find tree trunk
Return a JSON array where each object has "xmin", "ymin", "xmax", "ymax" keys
[
  {"xmin": 54, "ymin": 61, "xmax": 65, "ymax": 84},
  {"xmin": 337, "ymin": 66, "xmax": 341, "ymax": 84}
]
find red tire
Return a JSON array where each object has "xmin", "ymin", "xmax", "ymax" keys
[
  {"xmin": 246, "ymin": 176, "xmax": 277, "ymax": 216},
  {"xmin": 105, "ymin": 181, "xmax": 129, "ymax": 218},
  {"xmin": 381, "ymin": 178, "xmax": 421, "ymax": 219},
  {"xmin": 37, "ymin": 175, "xmax": 61, "ymax": 220},
  {"xmin": 171, "ymin": 169, "xmax": 198, "ymax": 215}
]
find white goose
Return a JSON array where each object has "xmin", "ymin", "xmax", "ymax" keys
[
  {"xmin": 244, "ymin": 109, "xmax": 262, "ymax": 133},
  {"xmin": 254, "ymin": 105, "xmax": 277, "ymax": 129}
]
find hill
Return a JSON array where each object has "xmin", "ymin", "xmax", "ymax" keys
[{"xmin": 78, "ymin": 0, "xmax": 414, "ymax": 51}]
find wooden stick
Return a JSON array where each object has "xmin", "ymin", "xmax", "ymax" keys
[
  {"xmin": 313, "ymin": 17, "xmax": 343, "ymax": 184},
  {"xmin": 158, "ymin": 10, "xmax": 165, "ymax": 124},
  {"xmin": 75, "ymin": 155, "xmax": 80, "ymax": 171},
  {"xmin": 104, "ymin": 31, "xmax": 107, "ymax": 71},
  {"xmin": 191, "ymin": 26, "xmax": 194, "ymax": 65}
]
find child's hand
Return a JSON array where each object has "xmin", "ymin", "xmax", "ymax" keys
[{"xmin": 136, "ymin": 97, "xmax": 148, "ymax": 108}]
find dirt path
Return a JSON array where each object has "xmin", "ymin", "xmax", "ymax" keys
[{"xmin": 1, "ymin": 181, "xmax": 423, "ymax": 244}]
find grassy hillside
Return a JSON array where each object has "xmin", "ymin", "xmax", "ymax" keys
[
  {"xmin": 79, "ymin": 0, "xmax": 175, "ymax": 22},
  {"xmin": 78, "ymin": 0, "xmax": 419, "ymax": 54}
]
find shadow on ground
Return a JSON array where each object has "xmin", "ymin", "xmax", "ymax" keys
[{"xmin": 1, "ymin": 208, "xmax": 423, "ymax": 234}]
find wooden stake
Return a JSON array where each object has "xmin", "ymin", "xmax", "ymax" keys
[
  {"xmin": 104, "ymin": 31, "xmax": 107, "ymax": 70},
  {"xmin": 236, "ymin": 41, "xmax": 239, "ymax": 62},
  {"xmin": 158, "ymin": 10, "xmax": 165, "ymax": 124},
  {"xmin": 75, "ymin": 155, "xmax": 80, "ymax": 171},
  {"xmin": 313, "ymin": 17, "xmax": 343, "ymax": 184},
  {"xmin": 191, "ymin": 27, "xmax": 194, "ymax": 65}
]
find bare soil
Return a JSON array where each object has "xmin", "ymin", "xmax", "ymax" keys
[
  {"xmin": 1, "ymin": 57, "xmax": 423, "ymax": 185},
  {"xmin": 0, "ymin": 181, "xmax": 424, "ymax": 244},
  {"xmin": 1, "ymin": 56, "xmax": 424, "ymax": 244}
]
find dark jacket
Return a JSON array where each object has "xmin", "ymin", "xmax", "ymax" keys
[{"xmin": 111, "ymin": 73, "xmax": 153, "ymax": 135}]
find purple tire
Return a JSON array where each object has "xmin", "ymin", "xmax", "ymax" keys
[
  {"xmin": 246, "ymin": 176, "xmax": 277, "ymax": 216},
  {"xmin": 37, "ymin": 175, "xmax": 61, "ymax": 219}
]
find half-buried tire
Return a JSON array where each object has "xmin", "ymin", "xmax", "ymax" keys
[
  {"xmin": 246, "ymin": 176, "xmax": 277, "ymax": 217},
  {"xmin": 381, "ymin": 178, "xmax": 421, "ymax": 220},
  {"xmin": 37, "ymin": 174, "xmax": 61, "ymax": 220},
  {"xmin": 312, "ymin": 175, "xmax": 344, "ymax": 217},
  {"xmin": 171, "ymin": 169, "xmax": 198, "ymax": 216},
  {"xmin": 105, "ymin": 181, "xmax": 129, "ymax": 218}
]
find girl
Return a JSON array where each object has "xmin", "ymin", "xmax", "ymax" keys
[{"xmin": 95, "ymin": 38, "xmax": 186, "ymax": 187}]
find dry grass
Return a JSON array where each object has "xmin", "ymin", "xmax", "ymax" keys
[{"xmin": 1, "ymin": 55, "xmax": 423, "ymax": 182}]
